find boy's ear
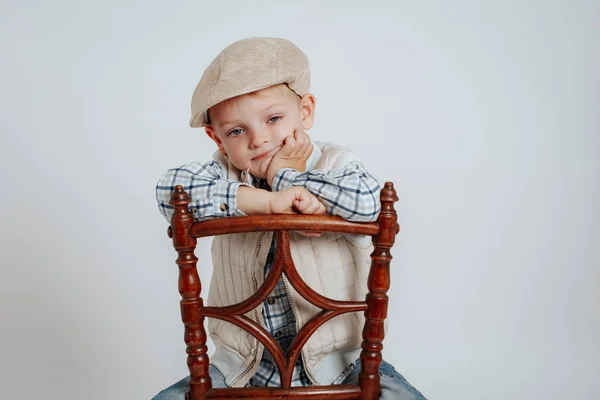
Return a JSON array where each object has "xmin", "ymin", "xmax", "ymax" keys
[
  {"xmin": 205, "ymin": 126, "xmax": 227, "ymax": 156},
  {"xmin": 299, "ymin": 93, "xmax": 316, "ymax": 130}
]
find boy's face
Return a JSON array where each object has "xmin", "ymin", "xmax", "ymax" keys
[{"xmin": 205, "ymin": 85, "xmax": 315, "ymax": 179}]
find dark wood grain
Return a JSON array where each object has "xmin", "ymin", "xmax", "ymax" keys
[
  {"xmin": 168, "ymin": 182, "xmax": 400, "ymax": 399},
  {"xmin": 358, "ymin": 182, "xmax": 399, "ymax": 400},
  {"xmin": 189, "ymin": 214, "xmax": 379, "ymax": 238},
  {"xmin": 169, "ymin": 186, "xmax": 211, "ymax": 399}
]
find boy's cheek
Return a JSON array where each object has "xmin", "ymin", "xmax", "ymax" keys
[{"xmin": 276, "ymin": 122, "xmax": 297, "ymax": 140}]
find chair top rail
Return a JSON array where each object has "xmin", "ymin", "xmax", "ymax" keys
[{"xmin": 189, "ymin": 214, "xmax": 380, "ymax": 238}]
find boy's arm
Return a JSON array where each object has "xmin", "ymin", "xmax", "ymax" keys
[
  {"xmin": 271, "ymin": 159, "xmax": 382, "ymax": 223},
  {"xmin": 155, "ymin": 160, "xmax": 257, "ymax": 222},
  {"xmin": 155, "ymin": 160, "xmax": 326, "ymax": 222}
]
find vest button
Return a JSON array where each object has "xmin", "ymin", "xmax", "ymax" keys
[
  {"xmin": 219, "ymin": 203, "xmax": 228, "ymax": 212},
  {"xmin": 267, "ymin": 297, "xmax": 276, "ymax": 305}
]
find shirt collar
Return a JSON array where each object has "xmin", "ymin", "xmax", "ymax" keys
[{"xmin": 305, "ymin": 141, "xmax": 322, "ymax": 171}]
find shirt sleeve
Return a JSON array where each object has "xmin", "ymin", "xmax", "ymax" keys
[
  {"xmin": 271, "ymin": 160, "xmax": 381, "ymax": 222},
  {"xmin": 155, "ymin": 160, "xmax": 249, "ymax": 222}
]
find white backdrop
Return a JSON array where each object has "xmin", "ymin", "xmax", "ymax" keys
[{"xmin": 1, "ymin": 1, "xmax": 598, "ymax": 399}]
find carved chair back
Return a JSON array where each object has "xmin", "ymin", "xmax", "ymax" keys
[{"xmin": 167, "ymin": 182, "xmax": 399, "ymax": 400}]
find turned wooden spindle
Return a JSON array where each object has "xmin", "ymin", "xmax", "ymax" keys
[
  {"xmin": 358, "ymin": 182, "xmax": 399, "ymax": 400},
  {"xmin": 169, "ymin": 185, "xmax": 211, "ymax": 400}
]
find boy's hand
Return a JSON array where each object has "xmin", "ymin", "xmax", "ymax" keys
[
  {"xmin": 268, "ymin": 186, "xmax": 326, "ymax": 215},
  {"xmin": 268, "ymin": 186, "xmax": 325, "ymax": 238},
  {"xmin": 266, "ymin": 130, "xmax": 313, "ymax": 186},
  {"xmin": 294, "ymin": 188, "xmax": 325, "ymax": 235}
]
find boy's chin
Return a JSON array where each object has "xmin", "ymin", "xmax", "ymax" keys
[
  {"xmin": 249, "ymin": 159, "xmax": 273, "ymax": 179},
  {"xmin": 233, "ymin": 157, "xmax": 272, "ymax": 179}
]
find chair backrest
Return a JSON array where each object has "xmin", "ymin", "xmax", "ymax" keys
[{"xmin": 167, "ymin": 182, "xmax": 399, "ymax": 400}]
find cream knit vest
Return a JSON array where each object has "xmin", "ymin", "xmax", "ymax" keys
[{"xmin": 206, "ymin": 142, "xmax": 374, "ymax": 387}]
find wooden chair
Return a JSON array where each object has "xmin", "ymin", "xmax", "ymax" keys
[{"xmin": 166, "ymin": 182, "xmax": 400, "ymax": 400}]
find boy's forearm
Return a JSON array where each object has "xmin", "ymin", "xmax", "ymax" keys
[
  {"xmin": 236, "ymin": 186, "xmax": 272, "ymax": 215},
  {"xmin": 156, "ymin": 160, "xmax": 249, "ymax": 222},
  {"xmin": 270, "ymin": 162, "xmax": 381, "ymax": 222}
]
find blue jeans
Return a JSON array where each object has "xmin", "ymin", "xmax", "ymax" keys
[{"xmin": 153, "ymin": 360, "xmax": 426, "ymax": 400}]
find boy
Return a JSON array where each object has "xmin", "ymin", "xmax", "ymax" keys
[{"xmin": 154, "ymin": 37, "xmax": 425, "ymax": 400}]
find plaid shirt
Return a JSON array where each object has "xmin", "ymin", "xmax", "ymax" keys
[
  {"xmin": 156, "ymin": 152, "xmax": 381, "ymax": 223},
  {"xmin": 156, "ymin": 146, "xmax": 381, "ymax": 386}
]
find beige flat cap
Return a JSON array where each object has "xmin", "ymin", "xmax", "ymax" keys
[{"xmin": 189, "ymin": 37, "xmax": 310, "ymax": 127}]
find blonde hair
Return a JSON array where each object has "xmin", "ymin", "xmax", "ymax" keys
[{"xmin": 206, "ymin": 84, "xmax": 300, "ymax": 125}]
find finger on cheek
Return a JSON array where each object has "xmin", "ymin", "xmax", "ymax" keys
[{"xmin": 286, "ymin": 136, "xmax": 296, "ymax": 149}]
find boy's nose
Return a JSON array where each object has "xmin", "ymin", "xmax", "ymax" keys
[{"xmin": 249, "ymin": 130, "xmax": 269, "ymax": 148}]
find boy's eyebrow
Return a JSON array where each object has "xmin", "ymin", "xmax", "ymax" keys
[
  {"xmin": 213, "ymin": 119, "xmax": 239, "ymax": 130},
  {"xmin": 214, "ymin": 103, "xmax": 286, "ymax": 129},
  {"xmin": 261, "ymin": 103, "xmax": 285, "ymax": 113}
]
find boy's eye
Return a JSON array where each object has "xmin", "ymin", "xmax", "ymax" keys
[
  {"xmin": 228, "ymin": 128, "xmax": 244, "ymax": 137},
  {"xmin": 268, "ymin": 116, "xmax": 281, "ymax": 123}
]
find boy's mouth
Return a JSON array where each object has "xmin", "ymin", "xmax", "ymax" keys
[{"xmin": 252, "ymin": 146, "xmax": 280, "ymax": 161}]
